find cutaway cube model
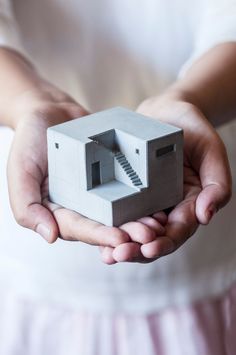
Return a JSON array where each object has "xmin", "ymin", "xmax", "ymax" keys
[{"xmin": 47, "ymin": 107, "xmax": 183, "ymax": 226}]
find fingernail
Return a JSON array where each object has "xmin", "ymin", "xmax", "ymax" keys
[
  {"xmin": 36, "ymin": 224, "xmax": 51, "ymax": 242},
  {"xmin": 207, "ymin": 205, "xmax": 217, "ymax": 222}
]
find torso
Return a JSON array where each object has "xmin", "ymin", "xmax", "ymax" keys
[{"xmin": 0, "ymin": 0, "xmax": 235, "ymax": 312}]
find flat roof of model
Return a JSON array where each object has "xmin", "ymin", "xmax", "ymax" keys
[{"xmin": 48, "ymin": 107, "xmax": 182, "ymax": 143}]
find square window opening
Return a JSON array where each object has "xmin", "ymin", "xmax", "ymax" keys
[{"xmin": 156, "ymin": 144, "xmax": 176, "ymax": 158}]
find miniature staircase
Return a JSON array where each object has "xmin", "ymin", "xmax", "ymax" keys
[{"xmin": 115, "ymin": 152, "xmax": 143, "ymax": 188}]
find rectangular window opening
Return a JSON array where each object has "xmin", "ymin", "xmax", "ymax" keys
[
  {"xmin": 156, "ymin": 144, "xmax": 175, "ymax": 158},
  {"xmin": 92, "ymin": 161, "xmax": 101, "ymax": 188}
]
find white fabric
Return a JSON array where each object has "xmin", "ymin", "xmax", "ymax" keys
[
  {"xmin": 0, "ymin": 0, "xmax": 236, "ymax": 314},
  {"xmin": 0, "ymin": 284, "xmax": 236, "ymax": 355}
]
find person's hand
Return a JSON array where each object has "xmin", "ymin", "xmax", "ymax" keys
[
  {"xmin": 7, "ymin": 86, "xmax": 129, "ymax": 247},
  {"xmin": 7, "ymin": 85, "xmax": 165, "ymax": 253},
  {"xmin": 99, "ymin": 211, "xmax": 168, "ymax": 264},
  {"xmin": 99, "ymin": 95, "xmax": 232, "ymax": 264}
]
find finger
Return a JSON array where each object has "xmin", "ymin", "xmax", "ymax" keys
[
  {"xmin": 7, "ymin": 160, "xmax": 59, "ymax": 243},
  {"xmin": 119, "ymin": 221, "xmax": 157, "ymax": 244},
  {"xmin": 141, "ymin": 209, "xmax": 196, "ymax": 259},
  {"xmin": 151, "ymin": 211, "xmax": 168, "ymax": 226},
  {"xmin": 196, "ymin": 184, "xmax": 226, "ymax": 224},
  {"xmin": 195, "ymin": 138, "xmax": 232, "ymax": 224},
  {"xmin": 146, "ymin": 186, "xmax": 199, "ymax": 257},
  {"xmin": 137, "ymin": 216, "xmax": 165, "ymax": 234},
  {"xmin": 112, "ymin": 242, "xmax": 159, "ymax": 263},
  {"xmin": 63, "ymin": 102, "xmax": 90, "ymax": 119},
  {"xmin": 141, "ymin": 238, "xmax": 174, "ymax": 258},
  {"xmin": 112, "ymin": 242, "xmax": 142, "ymax": 262},
  {"xmin": 45, "ymin": 200, "xmax": 130, "ymax": 247},
  {"xmin": 164, "ymin": 198, "xmax": 198, "ymax": 250},
  {"xmin": 100, "ymin": 246, "xmax": 117, "ymax": 265}
]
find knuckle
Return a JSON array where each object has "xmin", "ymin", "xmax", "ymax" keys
[
  {"xmin": 69, "ymin": 103, "xmax": 88, "ymax": 117},
  {"xmin": 110, "ymin": 228, "xmax": 128, "ymax": 246},
  {"xmin": 137, "ymin": 97, "xmax": 155, "ymax": 115},
  {"xmin": 142, "ymin": 226, "xmax": 152, "ymax": 239},
  {"xmin": 139, "ymin": 223, "xmax": 155, "ymax": 242},
  {"xmin": 182, "ymin": 101, "xmax": 197, "ymax": 113},
  {"xmin": 14, "ymin": 209, "xmax": 30, "ymax": 228}
]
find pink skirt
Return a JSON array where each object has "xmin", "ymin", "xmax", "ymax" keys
[{"xmin": 0, "ymin": 283, "xmax": 235, "ymax": 355}]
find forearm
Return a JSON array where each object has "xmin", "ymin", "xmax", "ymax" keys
[
  {"xmin": 0, "ymin": 47, "xmax": 49, "ymax": 128},
  {"xmin": 164, "ymin": 42, "xmax": 236, "ymax": 126}
]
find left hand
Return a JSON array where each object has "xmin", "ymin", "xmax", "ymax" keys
[
  {"xmin": 99, "ymin": 95, "xmax": 232, "ymax": 264},
  {"xmin": 7, "ymin": 86, "xmax": 166, "ymax": 255}
]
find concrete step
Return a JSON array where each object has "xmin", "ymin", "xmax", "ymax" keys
[
  {"xmin": 122, "ymin": 163, "xmax": 129, "ymax": 168},
  {"xmin": 132, "ymin": 178, "xmax": 140, "ymax": 183},
  {"xmin": 116, "ymin": 151, "xmax": 143, "ymax": 188},
  {"xmin": 124, "ymin": 167, "xmax": 132, "ymax": 172},
  {"xmin": 129, "ymin": 172, "xmax": 136, "ymax": 177}
]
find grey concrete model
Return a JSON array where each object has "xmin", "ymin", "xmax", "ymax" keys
[{"xmin": 47, "ymin": 107, "xmax": 183, "ymax": 226}]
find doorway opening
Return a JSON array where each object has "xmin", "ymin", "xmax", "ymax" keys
[{"xmin": 92, "ymin": 161, "xmax": 101, "ymax": 188}]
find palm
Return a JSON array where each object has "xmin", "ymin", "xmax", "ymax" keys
[
  {"xmin": 8, "ymin": 115, "xmax": 129, "ymax": 245},
  {"xmin": 163, "ymin": 160, "xmax": 201, "ymax": 250},
  {"xmin": 102, "ymin": 164, "xmax": 201, "ymax": 264},
  {"xmin": 101, "ymin": 99, "xmax": 231, "ymax": 263}
]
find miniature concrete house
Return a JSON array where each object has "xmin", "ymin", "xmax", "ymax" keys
[{"xmin": 47, "ymin": 107, "xmax": 183, "ymax": 226}]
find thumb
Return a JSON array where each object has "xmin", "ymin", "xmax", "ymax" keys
[
  {"xmin": 7, "ymin": 157, "xmax": 59, "ymax": 243},
  {"xmin": 195, "ymin": 137, "xmax": 232, "ymax": 224}
]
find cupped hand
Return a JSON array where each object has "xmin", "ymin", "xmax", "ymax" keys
[
  {"xmin": 100, "ymin": 96, "xmax": 232, "ymax": 264},
  {"xmin": 8, "ymin": 85, "xmax": 169, "ymax": 257},
  {"xmin": 7, "ymin": 87, "xmax": 133, "ymax": 247}
]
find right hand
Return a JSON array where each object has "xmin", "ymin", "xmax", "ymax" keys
[
  {"xmin": 7, "ymin": 84, "xmax": 164, "ymax": 254},
  {"xmin": 99, "ymin": 96, "xmax": 232, "ymax": 264}
]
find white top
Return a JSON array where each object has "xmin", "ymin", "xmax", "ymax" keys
[{"xmin": 0, "ymin": 0, "xmax": 236, "ymax": 313}]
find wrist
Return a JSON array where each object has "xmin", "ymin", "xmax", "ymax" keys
[
  {"xmin": 0, "ymin": 48, "xmax": 76, "ymax": 129},
  {"xmin": 4, "ymin": 82, "xmax": 74, "ymax": 130}
]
